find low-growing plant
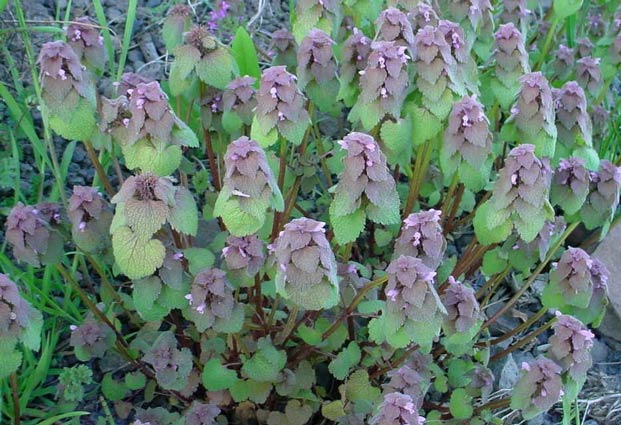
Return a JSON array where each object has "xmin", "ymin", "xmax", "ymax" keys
[{"xmin": 2, "ymin": 0, "xmax": 621, "ymax": 424}]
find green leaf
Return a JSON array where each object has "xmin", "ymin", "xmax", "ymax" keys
[
  {"xmin": 330, "ymin": 206, "xmax": 366, "ymax": 245},
  {"xmin": 411, "ymin": 105, "xmax": 442, "ymax": 145},
  {"xmin": 242, "ymin": 337, "xmax": 287, "ymax": 382},
  {"xmin": 101, "ymin": 373, "xmax": 128, "ymax": 401},
  {"xmin": 322, "ymin": 400, "xmax": 346, "ymax": 421},
  {"xmin": 122, "ymin": 139, "xmax": 182, "ymax": 176},
  {"xmin": 297, "ymin": 324, "xmax": 323, "ymax": 346},
  {"xmin": 250, "ymin": 115, "xmax": 279, "ymax": 148},
  {"xmin": 213, "ymin": 303, "xmax": 245, "ymax": 334},
  {"xmin": 183, "ymin": 247, "xmax": 215, "ymax": 275},
  {"xmin": 213, "ymin": 195, "xmax": 265, "ymax": 236},
  {"xmin": 195, "ymin": 49, "xmax": 236, "ymax": 89},
  {"xmin": 338, "ymin": 370, "xmax": 381, "ymax": 404},
  {"xmin": 169, "ymin": 45, "xmax": 200, "ymax": 96},
  {"xmin": 47, "ymin": 97, "xmax": 96, "ymax": 141},
  {"xmin": 168, "ymin": 187, "xmax": 198, "ymax": 236},
  {"xmin": 123, "ymin": 198, "xmax": 170, "ymax": 239},
  {"xmin": 328, "ymin": 342, "xmax": 361, "ymax": 380},
  {"xmin": 0, "ymin": 344, "xmax": 21, "ymax": 379},
  {"xmin": 125, "ymin": 372, "xmax": 147, "ymax": 390},
  {"xmin": 381, "ymin": 117, "xmax": 413, "ymax": 168},
  {"xmin": 482, "ymin": 248, "xmax": 508, "ymax": 275},
  {"xmin": 230, "ymin": 379, "xmax": 272, "ymax": 403},
  {"xmin": 231, "ymin": 27, "xmax": 261, "ymax": 81},
  {"xmin": 450, "ymin": 388, "xmax": 473, "ymax": 419},
  {"xmin": 202, "ymin": 358, "xmax": 239, "ymax": 391},
  {"xmin": 20, "ymin": 308, "xmax": 42, "ymax": 351},
  {"xmin": 171, "ymin": 119, "xmax": 199, "ymax": 147},
  {"xmin": 473, "ymin": 201, "xmax": 512, "ymax": 246},
  {"xmin": 553, "ymin": 0, "xmax": 582, "ymax": 19},
  {"xmin": 112, "ymin": 227, "xmax": 166, "ymax": 280}
]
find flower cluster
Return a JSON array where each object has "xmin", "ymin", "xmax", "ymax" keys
[
  {"xmin": 576, "ymin": 38, "xmax": 594, "ymax": 58},
  {"xmin": 253, "ymin": 66, "xmax": 310, "ymax": 146},
  {"xmin": 0, "ymin": 274, "xmax": 36, "ymax": 343},
  {"xmin": 350, "ymin": 40, "xmax": 410, "ymax": 129},
  {"xmin": 213, "ymin": 137, "xmax": 284, "ymax": 236},
  {"xmin": 222, "ymin": 76, "xmax": 257, "ymax": 126},
  {"xmin": 491, "ymin": 23, "xmax": 530, "ymax": 109},
  {"xmin": 510, "ymin": 358, "xmax": 563, "ymax": 420},
  {"xmin": 6, "ymin": 202, "xmax": 63, "ymax": 267},
  {"xmin": 142, "ymin": 332, "xmax": 192, "ymax": 391},
  {"xmin": 185, "ymin": 402, "xmax": 221, "ymax": 425},
  {"xmin": 296, "ymin": 29, "xmax": 339, "ymax": 113},
  {"xmin": 500, "ymin": 0, "xmax": 530, "ymax": 27},
  {"xmin": 409, "ymin": 3, "xmax": 439, "ymax": 31},
  {"xmin": 506, "ymin": 72, "xmax": 557, "ymax": 158},
  {"xmin": 553, "ymin": 44, "xmax": 575, "ymax": 80},
  {"xmin": 480, "ymin": 144, "xmax": 553, "ymax": 242},
  {"xmin": 549, "ymin": 314, "xmax": 594, "ymax": 382},
  {"xmin": 576, "ymin": 57, "xmax": 603, "ymax": 96},
  {"xmin": 553, "ymin": 82, "xmax": 593, "ymax": 153},
  {"xmin": 394, "ymin": 210, "xmax": 445, "ymax": 270},
  {"xmin": 69, "ymin": 317, "xmax": 115, "ymax": 361},
  {"xmin": 273, "ymin": 218, "xmax": 339, "ymax": 310},
  {"xmin": 580, "ymin": 160, "xmax": 621, "ymax": 229},
  {"xmin": 440, "ymin": 95, "xmax": 493, "ymax": 190},
  {"xmin": 37, "ymin": 41, "xmax": 97, "ymax": 140},
  {"xmin": 441, "ymin": 276, "xmax": 481, "ymax": 334},
  {"xmin": 207, "ymin": 0, "xmax": 231, "ymax": 33},
  {"xmin": 184, "ymin": 269, "xmax": 237, "ymax": 332},
  {"xmin": 66, "ymin": 17, "xmax": 105, "ymax": 73},
  {"xmin": 270, "ymin": 29, "xmax": 297, "ymax": 68},
  {"xmin": 609, "ymin": 33, "xmax": 621, "ymax": 65},
  {"xmin": 169, "ymin": 25, "xmax": 236, "ymax": 94},
  {"xmin": 383, "ymin": 364, "xmax": 428, "ymax": 409},
  {"xmin": 543, "ymin": 247, "xmax": 598, "ymax": 309},
  {"xmin": 222, "ymin": 234, "xmax": 265, "ymax": 276},
  {"xmin": 68, "ymin": 186, "xmax": 113, "ymax": 252},
  {"xmin": 339, "ymin": 28, "xmax": 372, "ymax": 106},
  {"xmin": 567, "ymin": 258, "xmax": 610, "ymax": 326},
  {"xmin": 370, "ymin": 392, "xmax": 425, "ymax": 425},
  {"xmin": 551, "ymin": 157, "xmax": 590, "ymax": 215},
  {"xmin": 330, "ymin": 132, "xmax": 400, "ymax": 244},
  {"xmin": 412, "ymin": 25, "xmax": 463, "ymax": 122},
  {"xmin": 438, "ymin": 19, "xmax": 478, "ymax": 94},
  {"xmin": 375, "ymin": 7, "xmax": 415, "ymax": 51}
]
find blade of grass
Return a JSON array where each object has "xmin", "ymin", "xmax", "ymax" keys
[
  {"xmin": 92, "ymin": 0, "xmax": 115, "ymax": 74},
  {"xmin": 116, "ymin": 0, "xmax": 138, "ymax": 81}
]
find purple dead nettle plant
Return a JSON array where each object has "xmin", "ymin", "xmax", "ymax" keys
[
  {"xmin": 375, "ymin": 7, "xmax": 415, "ymax": 52},
  {"xmin": 222, "ymin": 76, "xmax": 257, "ymax": 127},
  {"xmin": 590, "ymin": 104, "xmax": 610, "ymax": 140},
  {"xmin": 329, "ymin": 132, "xmax": 400, "ymax": 244},
  {"xmin": 409, "ymin": 2, "xmax": 439, "ymax": 32},
  {"xmin": 222, "ymin": 234, "xmax": 265, "ymax": 277},
  {"xmin": 566, "ymin": 258, "xmax": 610, "ymax": 326},
  {"xmin": 550, "ymin": 157, "xmax": 591, "ymax": 215},
  {"xmin": 370, "ymin": 392, "xmax": 426, "ymax": 425},
  {"xmin": 162, "ymin": 4, "xmax": 192, "ymax": 51},
  {"xmin": 273, "ymin": 218, "xmax": 339, "ymax": 310},
  {"xmin": 468, "ymin": 365, "xmax": 495, "ymax": 402},
  {"xmin": 576, "ymin": 57, "xmax": 603, "ymax": 97},
  {"xmin": 142, "ymin": 331, "xmax": 193, "ymax": 391},
  {"xmin": 292, "ymin": 0, "xmax": 341, "ymax": 43},
  {"xmin": 69, "ymin": 316, "xmax": 115, "ymax": 361},
  {"xmin": 338, "ymin": 28, "xmax": 372, "ymax": 106},
  {"xmin": 505, "ymin": 217, "xmax": 567, "ymax": 273},
  {"xmin": 270, "ymin": 28, "xmax": 298, "ymax": 68},
  {"xmin": 0, "ymin": 274, "xmax": 40, "ymax": 346},
  {"xmin": 68, "ymin": 186, "xmax": 113, "ymax": 253},
  {"xmin": 37, "ymin": 40, "xmax": 97, "ymax": 140},
  {"xmin": 437, "ymin": 19, "xmax": 478, "ymax": 95},
  {"xmin": 183, "ymin": 268, "xmax": 241, "ymax": 332},
  {"xmin": 476, "ymin": 144, "xmax": 553, "ymax": 243},
  {"xmin": 587, "ymin": 12, "xmax": 606, "ymax": 37},
  {"xmin": 168, "ymin": 25, "xmax": 236, "ymax": 95},
  {"xmin": 609, "ymin": 33, "xmax": 621, "ymax": 66},
  {"xmin": 510, "ymin": 358, "xmax": 563, "ymax": 420},
  {"xmin": 491, "ymin": 23, "xmax": 530, "ymax": 109},
  {"xmin": 349, "ymin": 40, "xmax": 410, "ymax": 130},
  {"xmin": 504, "ymin": 72, "xmax": 557, "ymax": 158},
  {"xmin": 553, "ymin": 82, "xmax": 593, "ymax": 154},
  {"xmin": 6, "ymin": 202, "xmax": 64, "ymax": 267},
  {"xmin": 576, "ymin": 37, "xmax": 594, "ymax": 58},
  {"xmin": 440, "ymin": 95, "xmax": 493, "ymax": 191},
  {"xmin": 440, "ymin": 276, "xmax": 482, "ymax": 335},
  {"xmin": 500, "ymin": 0, "xmax": 530, "ymax": 28},
  {"xmin": 66, "ymin": 17, "xmax": 106, "ymax": 74},
  {"xmin": 296, "ymin": 28, "xmax": 339, "ymax": 113},
  {"xmin": 394, "ymin": 209, "xmax": 446, "ymax": 270},
  {"xmin": 185, "ymin": 402, "xmax": 221, "ymax": 425},
  {"xmin": 553, "ymin": 44, "xmax": 575, "ymax": 80},
  {"xmin": 252, "ymin": 65, "xmax": 310, "ymax": 146},
  {"xmin": 199, "ymin": 85, "xmax": 225, "ymax": 128},
  {"xmin": 542, "ymin": 247, "xmax": 597, "ymax": 310},
  {"xmin": 213, "ymin": 136, "xmax": 284, "ymax": 236},
  {"xmin": 383, "ymin": 362, "xmax": 430, "ymax": 409},
  {"xmin": 549, "ymin": 313, "xmax": 594, "ymax": 384},
  {"xmin": 580, "ymin": 160, "xmax": 621, "ymax": 229}
]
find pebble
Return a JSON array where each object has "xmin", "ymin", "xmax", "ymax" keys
[
  {"xmin": 106, "ymin": 7, "xmax": 122, "ymax": 22},
  {"xmin": 127, "ymin": 49, "xmax": 145, "ymax": 64}
]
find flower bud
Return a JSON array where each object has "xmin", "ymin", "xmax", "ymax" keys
[{"xmin": 394, "ymin": 210, "xmax": 445, "ymax": 270}]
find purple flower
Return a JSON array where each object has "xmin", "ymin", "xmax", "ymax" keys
[
  {"xmin": 376, "ymin": 7, "xmax": 415, "ymax": 51},
  {"xmin": 186, "ymin": 269, "xmax": 235, "ymax": 325},
  {"xmin": 544, "ymin": 247, "xmax": 597, "ymax": 309},
  {"xmin": 576, "ymin": 37, "xmax": 594, "ymax": 58},
  {"xmin": 511, "ymin": 358, "xmax": 563, "ymax": 420},
  {"xmin": 609, "ymin": 33, "xmax": 621, "ymax": 65},
  {"xmin": 66, "ymin": 17, "xmax": 106, "ymax": 73},
  {"xmin": 553, "ymin": 44, "xmax": 575, "ymax": 79},
  {"xmin": 409, "ymin": 3, "xmax": 439, "ymax": 32},
  {"xmin": 576, "ymin": 57, "xmax": 603, "ymax": 95},
  {"xmin": 297, "ymin": 28, "xmax": 337, "ymax": 87},
  {"xmin": 394, "ymin": 210, "xmax": 445, "ymax": 270},
  {"xmin": 142, "ymin": 332, "xmax": 192, "ymax": 391},
  {"xmin": 273, "ymin": 218, "xmax": 339, "ymax": 310},
  {"xmin": 383, "ymin": 364, "xmax": 428, "ymax": 409},
  {"xmin": 371, "ymin": 392, "xmax": 425, "ymax": 425},
  {"xmin": 551, "ymin": 157, "xmax": 590, "ymax": 215},
  {"xmin": 581, "ymin": 160, "xmax": 621, "ymax": 229},
  {"xmin": 70, "ymin": 318, "xmax": 115, "ymax": 360},
  {"xmin": 0, "ymin": 274, "xmax": 36, "ymax": 341},
  {"xmin": 441, "ymin": 276, "xmax": 481, "ymax": 333},
  {"xmin": 549, "ymin": 313, "xmax": 594, "ymax": 381},
  {"xmin": 553, "ymin": 81, "xmax": 592, "ymax": 149},
  {"xmin": 491, "ymin": 23, "xmax": 530, "ymax": 108},
  {"xmin": 500, "ymin": 0, "xmax": 530, "ymax": 26},
  {"xmin": 222, "ymin": 234, "xmax": 265, "ymax": 276},
  {"xmin": 222, "ymin": 76, "xmax": 256, "ymax": 124},
  {"xmin": 185, "ymin": 402, "xmax": 221, "ymax": 425}
]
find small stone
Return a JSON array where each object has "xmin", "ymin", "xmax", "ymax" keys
[
  {"xmin": 106, "ymin": 8, "xmax": 122, "ymax": 21},
  {"xmin": 491, "ymin": 353, "xmax": 520, "ymax": 390},
  {"xmin": 591, "ymin": 338, "xmax": 609, "ymax": 364}
]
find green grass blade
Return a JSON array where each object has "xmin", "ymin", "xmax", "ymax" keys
[
  {"xmin": 116, "ymin": 0, "xmax": 138, "ymax": 81},
  {"xmin": 92, "ymin": 0, "xmax": 115, "ymax": 74},
  {"xmin": 38, "ymin": 411, "xmax": 91, "ymax": 425}
]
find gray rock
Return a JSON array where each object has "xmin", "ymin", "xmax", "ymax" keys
[
  {"xmin": 593, "ymin": 224, "xmax": 621, "ymax": 319},
  {"xmin": 591, "ymin": 337, "xmax": 609, "ymax": 364},
  {"xmin": 127, "ymin": 49, "xmax": 144, "ymax": 64},
  {"xmin": 491, "ymin": 353, "xmax": 520, "ymax": 390}
]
